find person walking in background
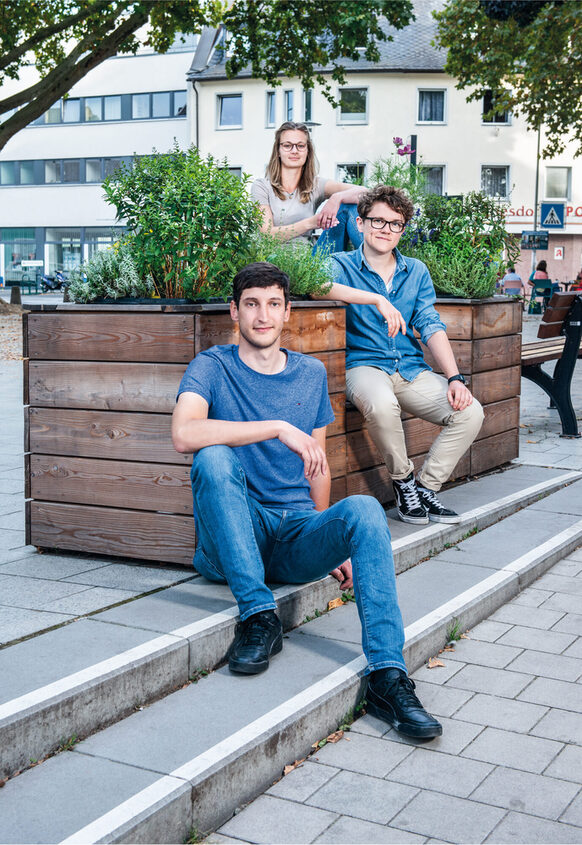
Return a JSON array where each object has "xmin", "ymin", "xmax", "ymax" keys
[{"xmin": 251, "ymin": 121, "xmax": 364, "ymax": 252}]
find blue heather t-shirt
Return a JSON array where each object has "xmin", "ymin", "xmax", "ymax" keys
[{"xmin": 177, "ymin": 344, "xmax": 334, "ymax": 511}]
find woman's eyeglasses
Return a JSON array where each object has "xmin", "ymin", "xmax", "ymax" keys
[
  {"xmin": 364, "ymin": 217, "xmax": 406, "ymax": 233},
  {"xmin": 280, "ymin": 142, "xmax": 307, "ymax": 152}
]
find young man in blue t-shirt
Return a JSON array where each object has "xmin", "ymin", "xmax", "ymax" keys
[{"xmin": 172, "ymin": 262, "xmax": 442, "ymax": 739}]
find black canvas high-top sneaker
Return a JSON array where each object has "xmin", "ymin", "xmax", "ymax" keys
[{"xmin": 392, "ymin": 472, "xmax": 429, "ymax": 524}]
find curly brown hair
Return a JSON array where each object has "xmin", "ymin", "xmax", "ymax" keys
[{"xmin": 357, "ymin": 185, "xmax": 414, "ymax": 224}]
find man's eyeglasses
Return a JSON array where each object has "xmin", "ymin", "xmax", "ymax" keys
[
  {"xmin": 280, "ymin": 142, "xmax": 307, "ymax": 152},
  {"xmin": 364, "ymin": 217, "xmax": 406, "ymax": 233}
]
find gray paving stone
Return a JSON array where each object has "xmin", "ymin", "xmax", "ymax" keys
[
  {"xmin": 505, "ymin": 649, "xmax": 582, "ymax": 682},
  {"xmin": 552, "ymin": 613, "xmax": 582, "ymax": 637},
  {"xmin": 411, "ymin": 659, "xmax": 465, "ymax": 686},
  {"xmin": 43, "ymin": 586, "xmax": 138, "ymax": 614},
  {"xmin": 518, "ymin": 677, "xmax": 582, "ymax": 712},
  {"xmin": 491, "ymin": 603, "xmax": 565, "ymax": 630},
  {"xmin": 531, "ymin": 708, "xmax": 582, "ymax": 745},
  {"xmin": 470, "ymin": 766, "xmax": 580, "ymax": 820},
  {"xmin": 349, "ymin": 713, "xmax": 390, "ymax": 738},
  {"xmin": 461, "ymin": 727, "xmax": 563, "ymax": 773},
  {"xmin": 512, "ymin": 587, "xmax": 554, "ymax": 607},
  {"xmin": 409, "ymin": 680, "xmax": 473, "ymax": 718},
  {"xmin": 469, "ymin": 619, "xmax": 513, "ymax": 642},
  {"xmin": 205, "ymin": 836, "xmax": 246, "ymax": 844},
  {"xmin": 536, "ymin": 573, "xmax": 582, "ymax": 597},
  {"xmin": 64, "ymin": 562, "xmax": 195, "ymax": 590},
  {"xmin": 390, "ymin": 789, "xmax": 505, "ymax": 843},
  {"xmin": 552, "ymin": 560, "xmax": 582, "ymax": 577},
  {"xmin": 219, "ymin": 794, "xmax": 338, "ymax": 844},
  {"xmin": 438, "ymin": 637, "xmax": 524, "ymax": 669},
  {"xmin": 313, "ymin": 731, "xmax": 413, "ymax": 778},
  {"xmin": 0, "ymin": 510, "xmax": 24, "ymax": 531},
  {"xmin": 387, "ymin": 747, "xmax": 492, "ymax": 798},
  {"xmin": 445, "ymin": 664, "xmax": 533, "ymax": 698},
  {"xmin": 541, "ymin": 592, "xmax": 582, "ymax": 614},
  {"xmin": 563, "ymin": 638, "xmax": 582, "ymax": 659},
  {"xmin": 0, "ymin": 546, "xmax": 36, "ymax": 565},
  {"xmin": 267, "ymin": 761, "xmax": 339, "ymax": 802},
  {"xmin": 484, "ymin": 811, "xmax": 582, "ymax": 844},
  {"xmin": 0, "ymin": 749, "xmax": 176, "ymax": 843},
  {"xmin": 0, "ymin": 604, "xmax": 73, "ymax": 645},
  {"xmin": 314, "ymin": 816, "xmax": 425, "ymax": 844},
  {"xmin": 380, "ymin": 716, "xmax": 485, "ymax": 756},
  {"xmin": 453, "ymin": 693, "xmax": 548, "ymax": 733},
  {"xmin": 0, "ymin": 573, "xmax": 90, "ymax": 610},
  {"xmin": 544, "ymin": 745, "xmax": 582, "ymax": 783},
  {"xmin": 496, "ymin": 625, "xmax": 577, "ymax": 654},
  {"xmin": 0, "ymin": 553, "xmax": 111, "ymax": 580},
  {"xmin": 560, "ymin": 790, "xmax": 582, "ymax": 827},
  {"xmin": 307, "ymin": 770, "xmax": 418, "ymax": 826}
]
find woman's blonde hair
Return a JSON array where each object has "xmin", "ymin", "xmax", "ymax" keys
[{"xmin": 266, "ymin": 122, "xmax": 318, "ymax": 204}]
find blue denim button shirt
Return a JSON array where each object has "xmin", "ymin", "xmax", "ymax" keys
[{"xmin": 331, "ymin": 245, "xmax": 447, "ymax": 380}]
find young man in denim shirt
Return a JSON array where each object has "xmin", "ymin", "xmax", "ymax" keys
[
  {"xmin": 172, "ymin": 262, "xmax": 442, "ymax": 739},
  {"xmin": 316, "ymin": 185, "xmax": 483, "ymax": 524}
]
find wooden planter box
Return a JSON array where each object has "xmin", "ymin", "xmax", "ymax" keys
[{"xmin": 23, "ymin": 296, "xmax": 521, "ymax": 565}]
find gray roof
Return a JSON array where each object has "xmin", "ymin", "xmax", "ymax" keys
[{"xmin": 187, "ymin": 0, "xmax": 446, "ymax": 82}]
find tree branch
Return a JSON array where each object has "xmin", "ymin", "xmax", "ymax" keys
[{"xmin": 0, "ymin": 0, "xmax": 115, "ymax": 74}]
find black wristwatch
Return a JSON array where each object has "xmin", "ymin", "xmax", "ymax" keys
[{"xmin": 447, "ymin": 373, "xmax": 466, "ymax": 385}]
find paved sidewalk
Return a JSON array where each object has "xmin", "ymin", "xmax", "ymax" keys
[{"xmin": 211, "ymin": 552, "xmax": 582, "ymax": 844}]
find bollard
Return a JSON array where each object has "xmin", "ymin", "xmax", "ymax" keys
[{"xmin": 10, "ymin": 286, "xmax": 21, "ymax": 306}]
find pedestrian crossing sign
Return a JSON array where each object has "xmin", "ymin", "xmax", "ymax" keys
[{"xmin": 540, "ymin": 202, "xmax": 565, "ymax": 228}]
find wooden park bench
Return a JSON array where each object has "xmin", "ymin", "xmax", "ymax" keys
[{"xmin": 521, "ymin": 291, "xmax": 582, "ymax": 438}]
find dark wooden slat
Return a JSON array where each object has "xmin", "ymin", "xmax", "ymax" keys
[
  {"xmin": 29, "ymin": 408, "xmax": 189, "ymax": 464},
  {"xmin": 30, "ymin": 501, "xmax": 195, "ymax": 566},
  {"xmin": 328, "ymin": 393, "xmax": 346, "ymax": 438},
  {"xmin": 326, "ymin": 434, "xmax": 346, "ymax": 479},
  {"xmin": 538, "ymin": 322, "xmax": 564, "ymax": 340},
  {"xmin": 542, "ymin": 306, "xmax": 570, "ymax": 324},
  {"xmin": 471, "ymin": 366, "xmax": 521, "ymax": 405},
  {"xmin": 27, "ymin": 313, "xmax": 195, "ymax": 362},
  {"xmin": 309, "ymin": 351, "xmax": 345, "ymax": 394},
  {"xmin": 24, "ymin": 454, "xmax": 31, "ymax": 499},
  {"xmin": 479, "ymin": 397, "xmax": 520, "ymax": 440},
  {"xmin": 28, "ymin": 361, "xmax": 186, "ymax": 412},
  {"xmin": 330, "ymin": 476, "xmax": 347, "ymax": 504},
  {"xmin": 470, "ymin": 429, "xmax": 519, "ymax": 475},
  {"xmin": 433, "ymin": 300, "xmax": 521, "ymax": 340},
  {"xmin": 23, "ymin": 358, "xmax": 29, "ymax": 406},
  {"xmin": 471, "ymin": 334, "xmax": 521, "ymax": 373},
  {"xmin": 548, "ymin": 291, "xmax": 577, "ymax": 310},
  {"xmin": 30, "ymin": 455, "xmax": 193, "ymax": 514},
  {"xmin": 25, "ymin": 499, "xmax": 31, "ymax": 546},
  {"xmin": 194, "ymin": 307, "xmax": 346, "ymax": 355}
]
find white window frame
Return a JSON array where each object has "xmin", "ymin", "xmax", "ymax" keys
[
  {"xmin": 337, "ymin": 87, "xmax": 369, "ymax": 125},
  {"xmin": 284, "ymin": 89, "xmax": 294, "ymax": 122},
  {"xmin": 544, "ymin": 166, "xmax": 572, "ymax": 201},
  {"xmin": 336, "ymin": 162, "xmax": 367, "ymax": 183},
  {"xmin": 417, "ymin": 88, "xmax": 447, "ymax": 125},
  {"xmin": 480, "ymin": 164, "xmax": 510, "ymax": 199},
  {"xmin": 265, "ymin": 91, "xmax": 276, "ymax": 128},
  {"xmin": 481, "ymin": 90, "xmax": 511, "ymax": 126},
  {"xmin": 421, "ymin": 164, "xmax": 446, "ymax": 196},
  {"xmin": 303, "ymin": 89, "xmax": 312, "ymax": 123},
  {"xmin": 216, "ymin": 93, "xmax": 243, "ymax": 130}
]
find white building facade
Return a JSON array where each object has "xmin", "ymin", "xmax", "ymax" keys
[
  {"xmin": 188, "ymin": 7, "xmax": 582, "ymax": 284},
  {"xmin": 0, "ymin": 41, "xmax": 194, "ymax": 284}
]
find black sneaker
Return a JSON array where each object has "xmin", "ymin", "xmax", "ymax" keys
[
  {"xmin": 417, "ymin": 486, "xmax": 461, "ymax": 523},
  {"xmin": 393, "ymin": 473, "xmax": 429, "ymax": 524},
  {"xmin": 228, "ymin": 610, "xmax": 283, "ymax": 674},
  {"xmin": 367, "ymin": 668, "xmax": 442, "ymax": 739}
]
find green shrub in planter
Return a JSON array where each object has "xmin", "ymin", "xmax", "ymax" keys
[
  {"xmin": 400, "ymin": 192, "xmax": 521, "ymax": 299},
  {"xmin": 103, "ymin": 144, "xmax": 262, "ymax": 300},
  {"xmin": 247, "ymin": 232, "xmax": 333, "ymax": 298},
  {"xmin": 68, "ymin": 240, "xmax": 155, "ymax": 303}
]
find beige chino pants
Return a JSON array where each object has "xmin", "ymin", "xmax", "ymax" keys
[{"xmin": 346, "ymin": 367, "xmax": 484, "ymax": 491}]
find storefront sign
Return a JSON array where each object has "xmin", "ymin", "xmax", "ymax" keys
[
  {"xmin": 521, "ymin": 231, "xmax": 549, "ymax": 250},
  {"xmin": 554, "ymin": 246, "xmax": 564, "ymax": 260}
]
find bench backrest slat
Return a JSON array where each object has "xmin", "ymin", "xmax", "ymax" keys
[{"xmin": 538, "ymin": 321, "xmax": 566, "ymax": 339}]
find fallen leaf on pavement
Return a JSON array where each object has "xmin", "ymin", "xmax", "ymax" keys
[
  {"xmin": 328, "ymin": 597, "xmax": 343, "ymax": 610},
  {"xmin": 283, "ymin": 758, "xmax": 305, "ymax": 776},
  {"xmin": 326, "ymin": 730, "xmax": 344, "ymax": 743},
  {"xmin": 427, "ymin": 657, "xmax": 445, "ymax": 668}
]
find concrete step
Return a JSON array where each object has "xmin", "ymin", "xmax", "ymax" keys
[
  {"xmin": 1, "ymin": 472, "xmax": 582, "ymax": 843},
  {"xmin": 1, "ymin": 465, "xmax": 577, "ymax": 781}
]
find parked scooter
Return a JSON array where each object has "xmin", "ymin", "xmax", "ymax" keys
[{"xmin": 41, "ymin": 270, "xmax": 68, "ymax": 293}]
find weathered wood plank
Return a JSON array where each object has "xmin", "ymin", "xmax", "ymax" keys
[
  {"xmin": 471, "ymin": 301, "xmax": 522, "ymax": 339},
  {"xmin": 470, "ymin": 429, "xmax": 519, "ymax": 475},
  {"xmin": 28, "ymin": 361, "xmax": 186, "ymax": 412},
  {"xmin": 327, "ymin": 434, "xmax": 346, "ymax": 479},
  {"xmin": 433, "ymin": 303, "xmax": 473, "ymax": 340},
  {"xmin": 29, "ymin": 501, "xmax": 195, "ymax": 566},
  {"xmin": 194, "ymin": 308, "xmax": 346, "ymax": 355},
  {"xmin": 27, "ymin": 314, "xmax": 195, "ymax": 362},
  {"xmin": 479, "ymin": 397, "xmax": 520, "ymax": 441},
  {"xmin": 330, "ymin": 476, "xmax": 347, "ymax": 503},
  {"xmin": 309, "ymin": 351, "xmax": 345, "ymax": 394},
  {"xmin": 22, "ymin": 312, "xmax": 29, "ymax": 360},
  {"xmin": 471, "ymin": 366, "xmax": 521, "ymax": 404},
  {"xmin": 423, "ymin": 335, "xmax": 521, "ymax": 375},
  {"xmin": 28, "ymin": 408, "xmax": 188, "ymax": 464},
  {"xmin": 329, "ymin": 393, "xmax": 346, "ymax": 438},
  {"xmin": 23, "ymin": 358, "xmax": 29, "ymax": 406},
  {"xmin": 29, "ymin": 455, "xmax": 193, "ymax": 514}
]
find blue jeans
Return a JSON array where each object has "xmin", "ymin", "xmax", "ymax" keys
[
  {"xmin": 190, "ymin": 445, "xmax": 406, "ymax": 674},
  {"xmin": 313, "ymin": 203, "xmax": 363, "ymax": 255}
]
